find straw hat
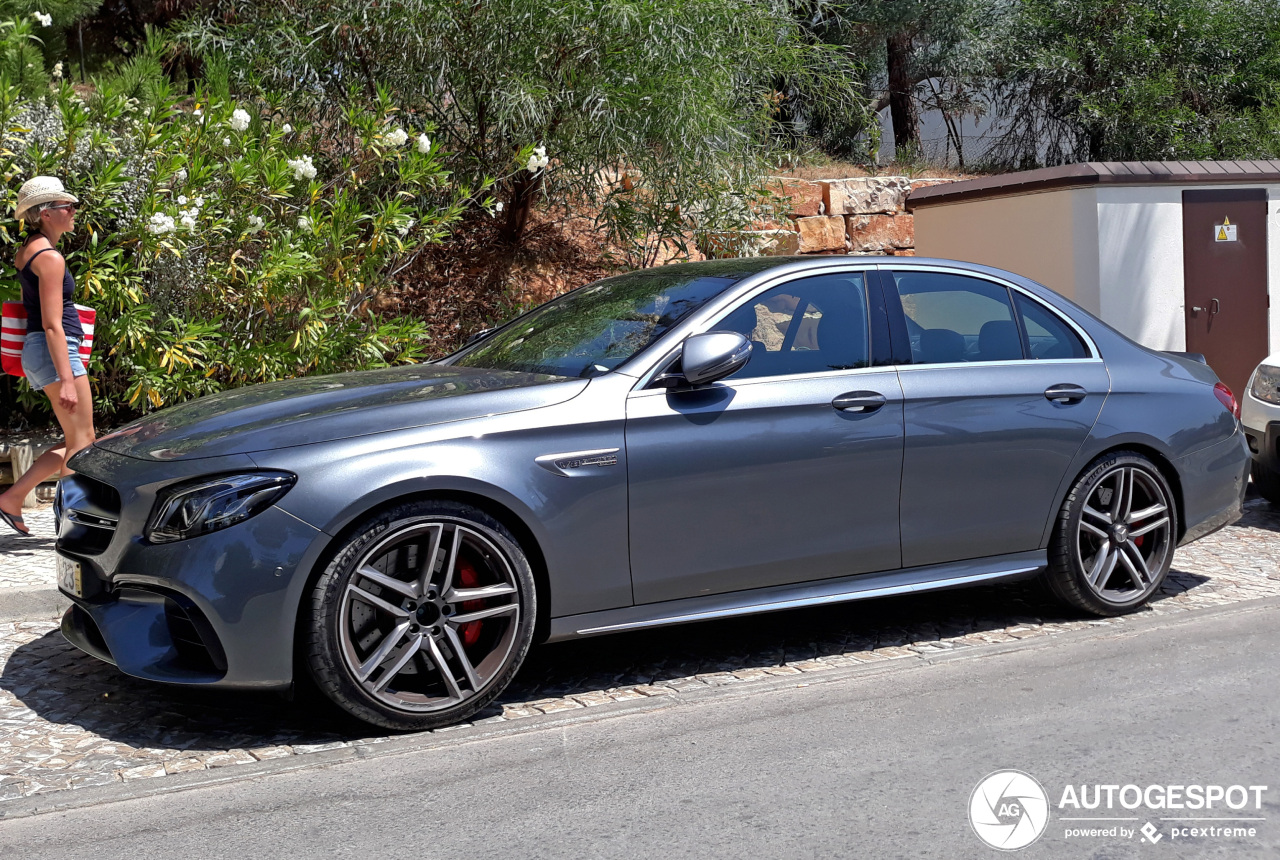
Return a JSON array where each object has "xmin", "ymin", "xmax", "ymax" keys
[{"xmin": 15, "ymin": 176, "xmax": 78, "ymax": 221}]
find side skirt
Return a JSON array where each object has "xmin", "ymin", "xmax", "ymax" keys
[{"xmin": 546, "ymin": 550, "xmax": 1046, "ymax": 642}]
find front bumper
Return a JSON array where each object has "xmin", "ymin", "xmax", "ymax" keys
[{"xmin": 56, "ymin": 445, "xmax": 326, "ymax": 689}]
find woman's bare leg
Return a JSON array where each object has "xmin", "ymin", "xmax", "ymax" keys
[{"xmin": 0, "ymin": 376, "xmax": 96, "ymax": 530}]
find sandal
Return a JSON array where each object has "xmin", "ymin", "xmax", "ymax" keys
[{"xmin": 0, "ymin": 508, "xmax": 30, "ymax": 536}]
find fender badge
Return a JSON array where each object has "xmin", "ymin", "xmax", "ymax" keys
[{"xmin": 535, "ymin": 448, "xmax": 620, "ymax": 477}]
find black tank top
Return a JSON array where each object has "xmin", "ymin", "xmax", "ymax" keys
[{"xmin": 18, "ymin": 245, "xmax": 82, "ymax": 340}]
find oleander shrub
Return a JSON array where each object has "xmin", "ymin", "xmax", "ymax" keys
[{"xmin": 0, "ymin": 25, "xmax": 487, "ymax": 428}]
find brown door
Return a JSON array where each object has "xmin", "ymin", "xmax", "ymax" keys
[{"xmin": 1182, "ymin": 188, "xmax": 1269, "ymax": 398}]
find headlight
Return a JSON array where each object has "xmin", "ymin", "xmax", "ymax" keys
[
  {"xmin": 147, "ymin": 472, "xmax": 296, "ymax": 544},
  {"xmin": 1251, "ymin": 365, "xmax": 1280, "ymax": 405}
]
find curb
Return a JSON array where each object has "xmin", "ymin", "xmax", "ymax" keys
[
  {"xmin": 0, "ymin": 587, "xmax": 67, "ymax": 622},
  {"xmin": 2, "ymin": 593, "xmax": 1277, "ymax": 821}
]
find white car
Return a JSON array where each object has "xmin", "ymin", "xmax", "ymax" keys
[{"xmin": 1243, "ymin": 354, "xmax": 1280, "ymax": 503}]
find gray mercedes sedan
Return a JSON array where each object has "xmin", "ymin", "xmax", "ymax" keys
[{"xmin": 55, "ymin": 257, "xmax": 1248, "ymax": 729}]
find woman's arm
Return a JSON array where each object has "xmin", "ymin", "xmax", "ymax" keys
[{"xmin": 32, "ymin": 249, "xmax": 78, "ymax": 411}]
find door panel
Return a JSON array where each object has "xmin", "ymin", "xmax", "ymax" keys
[
  {"xmin": 883, "ymin": 268, "xmax": 1109, "ymax": 567},
  {"xmin": 1182, "ymin": 189, "xmax": 1269, "ymax": 398},
  {"xmin": 626, "ymin": 369, "xmax": 905, "ymax": 604},
  {"xmin": 896, "ymin": 361, "xmax": 1108, "ymax": 567}
]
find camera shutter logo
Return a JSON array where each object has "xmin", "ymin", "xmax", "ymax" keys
[{"xmin": 969, "ymin": 770, "xmax": 1050, "ymax": 850}]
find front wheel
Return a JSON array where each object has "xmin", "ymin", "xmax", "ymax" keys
[
  {"xmin": 306, "ymin": 500, "xmax": 536, "ymax": 731},
  {"xmin": 1042, "ymin": 452, "xmax": 1177, "ymax": 616}
]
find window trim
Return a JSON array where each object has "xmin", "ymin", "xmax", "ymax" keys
[{"xmin": 881, "ymin": 264, "xmax": 1101, "ymax": 368}]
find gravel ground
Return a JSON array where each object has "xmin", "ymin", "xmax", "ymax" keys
[{"xmin": 1, "ymin": 498, "xmax": 1278, "ymax": 806}]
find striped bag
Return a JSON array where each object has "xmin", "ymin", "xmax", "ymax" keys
[{"xmin": 1, "ymin": 301, "xmax": 96, "ymax": 378}]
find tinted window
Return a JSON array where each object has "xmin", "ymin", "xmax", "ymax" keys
[
  {"xmin": 715, "ymin": 273, "xmax": 869, "ymax": 379},
  {"xmin": 1015, "ymin": 292, "xmax": 1089, "ymax": 359},
  {"xmin": 892, "ymin": 272, "xmax": 1024, "ymax": 364},
  {"xmin": 452, "ymin": 265, "xmax": 755, "ymax": 378}
]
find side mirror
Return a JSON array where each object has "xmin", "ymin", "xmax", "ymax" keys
[{"xmin": 653, "ymin": 331, "xmax": 752, "ymax": 389}]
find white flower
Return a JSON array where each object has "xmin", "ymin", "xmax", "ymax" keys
[
  {"xmin": 194, "ymin": 197, "xmax": 204, "ymax": 208},
  {"xmin": 287, "ymin": 155, "xmax": 317, "ymax": 181},
  {"xmin": 177, "ymin": 195, "xmax": 188, "ymax": 205},
  {"xmin": 416, "ymin": 133, "xmax": 431, "ymax": 154},
  {"xmin": 52, "ymin": 62, "xmax": 62, "ymax": 80},
  {"xmin": 180, "ymin": 214, "xmax": 197, "ymax": 231},
  {"xmin": 247, "ymin": 214, "xmax": 264, "ymax": 232},
  {"xmin": 228, "ymin": 108, "xmax": 251, "ymax": 132},
  {"xmin": 33, "ymin": 12, "xmax": 52, "ymax": 27},
  {"xmin": 494, "ymin": 201, "xmax": 504, "ymax": 212},
  {"xmin": 525, "ymin": 146, "xmax": 550, "ymax": 173},
  {"xmin": 297, "ymin": 215, "xmax": 312, "ymax": 231},
  {"xmin": 384, "ymin": 127, "xmax": 408, "ymax": 147},
  {"xmin": 397, "ymin": 219, "xmax": 415, "ymax": 237},
  {"xmin": 192, "ymin": 109, "xmax": 202, "ymax": 118},
  {"xmin": 147, "ymin": 213, "xmax": 176, "ymax": 235},
  {"xmin": 282, "ymin": 123, "xmax": 292, "ymax": 134},
  {"xmin": 222, "ymin": 137, "xmax": 231, "ymax": 146},
  {"xmin": 175, "ymin": 168, "xmax": 187, "ymax": 184}
]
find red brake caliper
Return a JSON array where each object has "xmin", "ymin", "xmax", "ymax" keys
[{"xmin": 456, "ymin": 557, "xmax": 484, "ymax": 646}]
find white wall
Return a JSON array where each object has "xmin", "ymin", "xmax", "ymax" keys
[
  {"xmin": 1269, "ymin": 188, "xmax": 1280, "ymax": 357},
  {"xmin": 1095, "ymin": 187, "xmax": 1187, "ymax": 350}
]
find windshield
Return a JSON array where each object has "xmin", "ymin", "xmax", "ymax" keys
[{"xmin": 450, "ymin": 260, "xmax": 784, "ymax": 378}]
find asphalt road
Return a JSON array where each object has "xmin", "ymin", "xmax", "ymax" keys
[{"xmin": 2, "ymin": 600, "xmax": 1277, "ymax": 860}]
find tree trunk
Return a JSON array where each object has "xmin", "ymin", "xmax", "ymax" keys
[
  {"xmin": 886, "ymin": 33, "xmax": 920, "ymax": 155},
  {"xmin": 501, "ymin": 172, "xmax": 541, "ymax": 244}
]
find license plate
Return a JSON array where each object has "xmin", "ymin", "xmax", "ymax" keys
[{"xmin": 57, "ymin": 556, "xmax": 83, "ymax": 597}]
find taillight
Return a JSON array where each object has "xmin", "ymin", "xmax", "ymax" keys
[{"xmin": 1213, "ymin": 382, "xmax": 1240, "ymax": 418}]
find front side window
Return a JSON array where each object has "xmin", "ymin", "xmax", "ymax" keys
[
  {"xmin": 891, "ymin": 271, "xmax": 1024, "ymax": 365},
  {"xmin": 714, "ymin": 273, "xmax": 870, "ymax": 379}
]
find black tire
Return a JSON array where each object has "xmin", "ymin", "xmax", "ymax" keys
[
  {"xmin": 1042, "ymin": 451, "xmax": 1177, "ymax": 617},
  {"xmin": 1250, "ymin": 460, "xmax": 1280, "ymax": 506},
  {"xmin": 306, "ymin": 500, "xmax": 536, "ymax": 731}
]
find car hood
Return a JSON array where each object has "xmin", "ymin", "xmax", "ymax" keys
[{"xmin": 94, "ymin": 364, "xmax": 586, "ymax": 461}]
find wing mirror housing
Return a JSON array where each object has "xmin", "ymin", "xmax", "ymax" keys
[{"xmin": 652, "ymin": 331, "xmax": 752, "ymax": 389}]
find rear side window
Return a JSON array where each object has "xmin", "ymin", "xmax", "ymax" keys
[
  {"xmin": 891, "ymin": 272, "xmax": 1024, "ymax": 364},
  {"xmin": 1015, "ymin": 293, "xmax": 1089, "ymax": 359}
]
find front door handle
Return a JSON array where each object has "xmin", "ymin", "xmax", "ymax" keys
[
  {"xmin": 1045, "ymin": 384, "xmax": 1087, "ymax": 404},
  {"xmin": 832, "ymin": 391, "xmax": 887, "ymax": 413},
  {"xmin": 1211, "ymin": 298, "xmax": 1220, "ymax": 315}
]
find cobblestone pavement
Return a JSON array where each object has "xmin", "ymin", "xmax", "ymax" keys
[
  {"xmin": 0, "ymin": 505, "xmax": 56, "ymax": 592},
  {"xmin": 1, "ymin": 498, "xmax": 1278, "ymax": 807}
]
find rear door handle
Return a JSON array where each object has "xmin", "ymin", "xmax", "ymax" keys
[
  {"xmin": 832, "ymin": 391, "xmax": 887, "ymax": 413},
  {"xmin": 1045, "ymin": 384, "xmax": 1087, "ymax": 404}
]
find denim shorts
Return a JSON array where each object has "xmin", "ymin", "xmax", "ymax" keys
[{"xmin": 22, "ymin": 331, "xmax": 87, "ymax": 390}]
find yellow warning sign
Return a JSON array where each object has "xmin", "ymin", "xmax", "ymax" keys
[{"xmin": 1216, "ymin": 216, "xmax": 1237, "ymax": 242}]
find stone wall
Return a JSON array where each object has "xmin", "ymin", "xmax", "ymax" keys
[{"xmin": 709, "ymin": 176, "xmax": 956, "ymax": 258}]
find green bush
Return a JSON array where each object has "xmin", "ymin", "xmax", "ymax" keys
[
  {"xmin": 0, "ymin": 25, "xmax": 485, "ymax": 428},
  {"xmin": 179, "ymin": 0, "xmax": 861, "ymax": 261}
]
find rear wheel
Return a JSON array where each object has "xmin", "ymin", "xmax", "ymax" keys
[
  {"xmin": 306, "ymin": 500, "xmax": 536, "ymax": 731},
  {"xmin": 1251, "ymin": 460, "xmax": 1280, "ymax": 505},
  {"xmin": 1043, "ymin": 452, "xmax": 1176, "ymax": 616}
]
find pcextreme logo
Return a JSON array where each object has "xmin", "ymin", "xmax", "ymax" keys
[{"xmin": 969, "ymin": 770, "xmax": 1051, "ymax": 850}]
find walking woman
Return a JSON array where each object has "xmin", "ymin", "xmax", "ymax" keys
[{"xmin": 0, "ymin": 177, "xmax": 95, "ymax": 536}]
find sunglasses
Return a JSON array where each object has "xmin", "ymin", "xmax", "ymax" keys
[{"xmin": 45, "ymin": 202, "xmax": 77, "ymax": 213}]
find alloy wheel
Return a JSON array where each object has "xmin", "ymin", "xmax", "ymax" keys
[
  {"xmin": 337, "ymin": 520, "xmax": 521, "ymax": 712},
  {"xmin": 1074, "ymin": 464, "xmax": 1174, "ymax": 603}
]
